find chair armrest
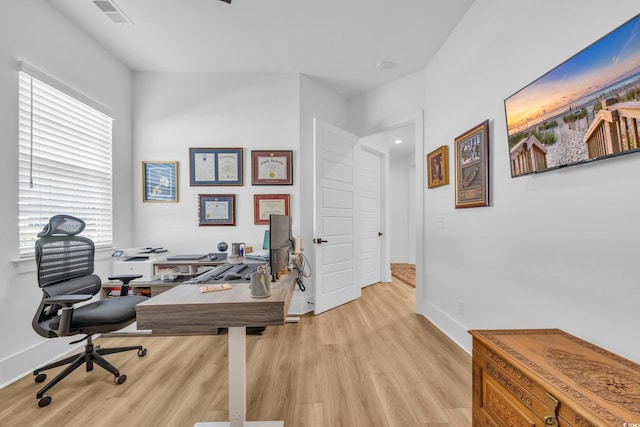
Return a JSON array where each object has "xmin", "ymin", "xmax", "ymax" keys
[
  {"xmin": 108, "ymin": 274, "xmax": 144, "ymax": 296},
  {"xmin": 43, "ymin": 294, "xmax": 93, "ymax": 306},
  {"xmin": 43, "ymin": 294, "xmax": 93, "ymax": 337}
]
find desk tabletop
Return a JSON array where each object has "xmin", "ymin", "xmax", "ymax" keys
[{"xmin": 136, "ymin": 272, "xmax": 297, "ymax": 334}]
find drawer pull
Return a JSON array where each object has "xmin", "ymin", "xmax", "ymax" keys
[{"xmin": 544, "ymin": 393, "xmax": 559, "ymax": 427}]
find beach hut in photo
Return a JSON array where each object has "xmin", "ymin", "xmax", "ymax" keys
[{"xmin": 510, "ymin": 134, "xmax": 548, "ymax": 176}]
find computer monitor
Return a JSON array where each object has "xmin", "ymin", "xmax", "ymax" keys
[
  {"xmin": 262, "ymin": 229, "xmax": 270, "ymax": 250},
  {"xmin": 269, "ymin": 214, "xmax": 292, "ymax": 281}
]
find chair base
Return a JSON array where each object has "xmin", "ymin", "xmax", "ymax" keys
[{"xmin": 33, "ymin": 335, "xmax": 146, "ymax": 407}]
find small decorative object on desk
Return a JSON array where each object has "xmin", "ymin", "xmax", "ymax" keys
[
  {"xmin": 217, "ymin": 241, "xmax": 228, "ymax": 252},
  {"xmin": 199, "ymin": 284, "xmax": 232, "ymax": 293}
]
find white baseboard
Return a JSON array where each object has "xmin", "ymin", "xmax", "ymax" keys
[
  {"xmin": 0, "ymin": 338, "xmax": 83, "ymax": 389},
  {"xmin": 418, "ymin": 301, "xmax": 472, "ymax": 355}
]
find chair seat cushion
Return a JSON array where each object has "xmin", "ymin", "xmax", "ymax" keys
[{"xmin": 49, "ymin": 295, "xmax": 148, "ymax": 331}]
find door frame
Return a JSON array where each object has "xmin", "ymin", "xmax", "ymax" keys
[{"xmin": 357, "ymin": 112, "xmax": 424, "ymax": 309}]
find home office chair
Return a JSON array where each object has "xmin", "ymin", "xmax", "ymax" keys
[{"xmin": 31, "ymin": 215, "xmax": 148, "ymax": 407}]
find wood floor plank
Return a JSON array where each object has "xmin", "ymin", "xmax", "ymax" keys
[{"xmin": 0, "ymin": 278, "xmax": 471, "ymax": 426}]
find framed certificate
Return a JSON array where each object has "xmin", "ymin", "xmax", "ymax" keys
[
  {"xmin": 198, "ymin": 194, "xmax": 236, "ymax": 226},
  {"xmin": 251, "ymin": 150, "xmax": 293, "ymax": 185},
  {"xmin": 189, "ymin": 148, "xmax": 243, "ymax": 186},
  {"xmin": 253, "ymin": 194, "xmax": 290, "ymax": 225},
  {"xmin": 142, "ymin": 161, "xmax": 178, "ymax": 203}
]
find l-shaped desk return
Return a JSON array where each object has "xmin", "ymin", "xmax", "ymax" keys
[{"xmin": 135, "ymin": 271, "xmax": 297, "ymax": 427}]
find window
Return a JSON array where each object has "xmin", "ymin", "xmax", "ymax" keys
[{"xmin": 18, "ymin": 63, "xmax": 113, "ymax": 257}]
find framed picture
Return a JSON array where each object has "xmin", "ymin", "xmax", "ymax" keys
[
  {"xmin": 454, "ymin": 120, "xmax": 489, "ymax": 208},
  {"xmin": 198, "ymin": 194, "xmax": 236, "ymax": 226},
  {"xmin": 426, "ymin": 145, "xmax": 449, "ymax": 188},
  {"xmin": 505, "ymin": 13, "xmax": 640, "ymax": 177},
  {"xmin": 142, "ymin": 161, "xmax": 178, "ymax": 203},
  {"xmin": 251, "ymin": 150, "xmax": 293, "ymax": 185},
  {"xmin": 254, "ymin": 194, "xmax": 290, "ymax": 225},
  {"xmin": 189, "ymin": 148, "xmax": 243, "ymax": 186}
]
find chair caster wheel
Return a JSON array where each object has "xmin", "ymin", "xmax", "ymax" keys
[
  {"xmin": 138, "ymin": 348, "xmax": 147, "ymax": 357},
  {"xmin": 115, "ymin": 374, "xmax": 127, "ymax": 385},
  {"xmin": 38, "ymin": 395, "xmax": 52, "ymax": 407},
  {"xmin": 34, "ymin": 373, "xmax": 46, "ymax": 383}
]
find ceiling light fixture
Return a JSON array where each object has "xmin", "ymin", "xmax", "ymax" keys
[
  {"xmin": 375, "ymin": 60, "xmax": 396, "ymax": 71},
  {"xmin": 395, "ymin": 139, "xmax": 402, "ymax": 144},
  {"xmin": 219, "ymin": 0, "xmax": 231, "ymax": 3}
]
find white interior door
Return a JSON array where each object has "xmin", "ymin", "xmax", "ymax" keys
[
  {"xmin": 358, "ymin": 147, "xmax": 383, "ymax": 287},
  {"xmin": 313, "ymin": 118, "xmax": 360, "ymax": 315}
]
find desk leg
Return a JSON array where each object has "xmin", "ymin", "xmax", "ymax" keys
[
  {"xmin": 228, "ymin": 326, "xmax": 246, "ymax": 427},
  {"xmin": 194, "ymin": 326, "xmax": 283, "ymax": 427}
]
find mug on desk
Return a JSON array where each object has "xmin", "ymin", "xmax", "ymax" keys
[
  {"xmin": 249, "ymin": 268, "xmax": 270, "ymax": 298},
  {"xmin": 230, "ymin": 242, "xmax": 245, "ymax": 258}
]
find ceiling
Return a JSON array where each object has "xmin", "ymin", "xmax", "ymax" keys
[
  {"xmin": 48, "ymin": 0, "xmax": 473, "ymax": 158},
  {"xmin": 48, "ymin": 0, "xmax": 474, "ymax": 99}
]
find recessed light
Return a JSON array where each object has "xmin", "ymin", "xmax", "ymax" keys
[
  {"xmin": 376, "ymin": 61, "xmax": 396, "ymax": 71},
  {"xmin": 395, "ymin": 139, "xmax": 402, "ymax": 144}
]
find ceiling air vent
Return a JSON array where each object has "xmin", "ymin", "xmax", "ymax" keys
[{"xmin": 93, "ymin": 0, "xmax": 133, "ymax": 24}]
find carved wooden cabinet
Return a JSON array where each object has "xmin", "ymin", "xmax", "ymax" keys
[{"xmin": 469, "ymin": 329, "xmax": 640, "ymax": 427}]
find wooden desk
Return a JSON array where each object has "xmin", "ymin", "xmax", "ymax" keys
[{"xmin": 136, "ymin": 272, "xmax": 297, "ymax": 427}]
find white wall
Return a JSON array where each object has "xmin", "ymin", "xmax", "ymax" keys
[
  {"xmin": 0, "ymin": 0, "xmax": 134, "ymax": 386},
  {"xmin": 420, "ymin": 0, "xmax": 640, "ymax": 362},
  {"xmin": 390, "ymin": 153, "xmax": 413, "ymax": 263},
  {"xmin": 132, "ymin": 72, "xmax": 300, "ymax": 255},
  {"xmin": 348, "ymin": 69, "xmax": 426, "ymax": 136}
]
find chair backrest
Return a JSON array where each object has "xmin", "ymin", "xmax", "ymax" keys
[{"xmin": 35, "ymin": 215, "xmax": 97, "ymax": 292}]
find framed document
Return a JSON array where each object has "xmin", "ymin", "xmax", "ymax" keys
[
  {"xmin": 198, "ymin": 194, "xmax": 236, "ymax": 226},
  {"xmin": 142, "ymin": 161, "xmax": 178, "ymax": 203},
  {"xmin": 253, "ymin": 194, "xmax": 290, "ymax": 225},
  {"xmin": 251, "ymin": 150, "xmax": 293, "ymax": 185},
  {"xmin": 189, "ymin": 148, "xmax": 243, "ymax": 186}
]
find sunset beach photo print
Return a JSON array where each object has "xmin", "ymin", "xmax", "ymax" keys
[{"xmin": 505, "ymin": 13, "xmax": 640, "ymax": 177}]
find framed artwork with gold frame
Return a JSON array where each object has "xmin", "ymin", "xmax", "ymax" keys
[{"xmin": 426, "ymin": 146, "xmax": 449, "ymax": 189}]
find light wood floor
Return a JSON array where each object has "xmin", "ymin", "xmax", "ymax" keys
[{"xmin": 0, "ymin": 278, "xmax": 471, "ymax": 427}]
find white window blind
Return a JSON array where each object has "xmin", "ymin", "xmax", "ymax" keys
[{"xmin": 18, "ymin": 67, "xmax": 113, "ymax": 257}]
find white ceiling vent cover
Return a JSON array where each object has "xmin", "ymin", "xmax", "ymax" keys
[{"xmin": 93, "ymin": 0, "xmax": 133, "ymax": 24}]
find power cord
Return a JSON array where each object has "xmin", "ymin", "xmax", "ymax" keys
[{"xmin": 291, "ymin": 251, "xmax": 311, "ymax": 292}]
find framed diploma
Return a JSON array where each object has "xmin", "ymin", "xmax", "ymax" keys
[
  {"xmin": 253, "ymin": 194, "xmax": 290, "ymax": 225},
  {"xmin": 189, "ymin": 148, "xmax": 243, "ymax": 186},
  {"xmin": 251, "ymin": 150, "xmax": 293, "ymax": 185},
  {"xmin": 142, "ymin": 161, "xmax": 178, "ymax": 203},
  {"xmin": 198, "ymin": 194, "xmax": 236, "ymax": 226}
]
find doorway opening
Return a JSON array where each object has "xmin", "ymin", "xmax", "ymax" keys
[{"xmin": 359, "ymin": 122, "xmax": 417, "ymax": 289}]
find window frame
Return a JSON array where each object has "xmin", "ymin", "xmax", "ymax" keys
[{"xmin": 17, "ymin": 62, "xmax": 114, "ymax": 258}]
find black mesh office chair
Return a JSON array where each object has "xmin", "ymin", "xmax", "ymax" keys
[{"xmin": 31, "ymin": 215, "xmax": 148, "ymax": 407}]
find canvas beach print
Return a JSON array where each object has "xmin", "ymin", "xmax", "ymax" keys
[{"xmin": 505, "ymin": 13, "xmax": 640, "ymax": 177}]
